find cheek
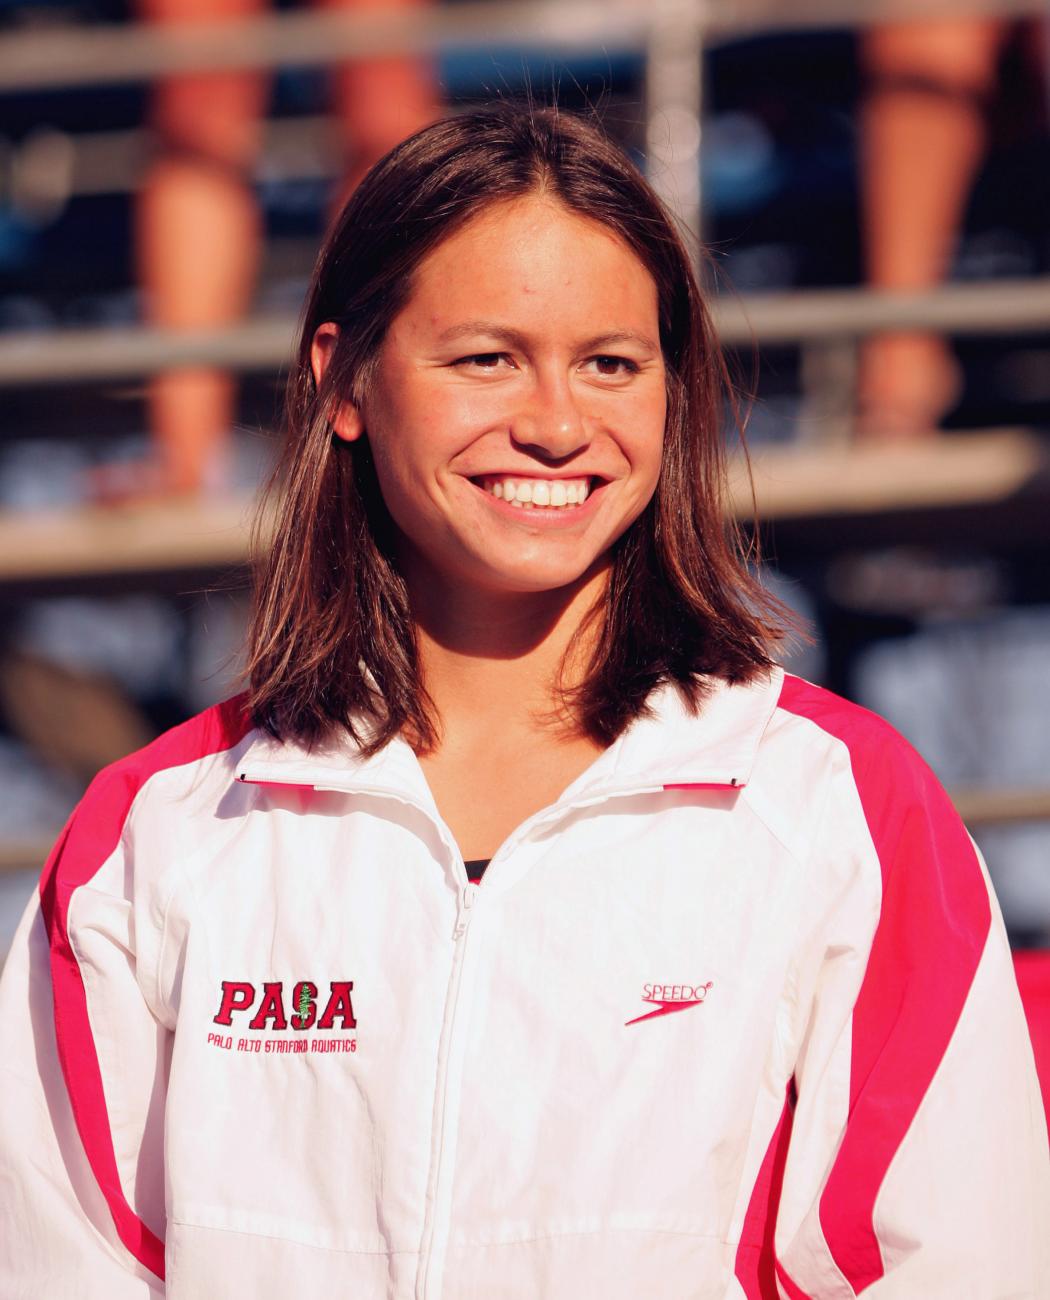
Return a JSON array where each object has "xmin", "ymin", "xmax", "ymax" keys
[
  {"xmin": 364, "ymin": 405, "xmax": 465, "ymax": 532},
  {"xmin": 369, "ymin": 383, "xmax": 492, "ymax": 477},
  {"xmin": 622, "ymin": 390, "xmax": 667, "ymax": 485},
  {"xmin": 420, "ymin": 385, "xmax": 510, "ymax": 454}
]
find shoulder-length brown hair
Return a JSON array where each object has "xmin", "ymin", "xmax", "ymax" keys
[{"xmin": 246, "ymin": 103, "xmax": 786, "ymax": 753}]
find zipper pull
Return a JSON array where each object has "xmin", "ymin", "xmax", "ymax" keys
[{"xmin": 453, "ymin": 881, "xmax": 479, "ymax": 940}]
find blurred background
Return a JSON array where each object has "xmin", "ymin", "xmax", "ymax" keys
[{"xmin": 1, "ymin": 0, "xmax": 1049, "ymax": 1046}]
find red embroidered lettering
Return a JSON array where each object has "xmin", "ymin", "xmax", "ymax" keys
[
  {"xmin": 213, "ymin": 981, "xmax": 256, "ymax": 1026},
  {"xmin": 249, "ymin": 981, "xmax": 288, "ymax": 1031},
  {"xmin": 317, "ymin": 981, "xmax": 357, "ymax": 1030}
]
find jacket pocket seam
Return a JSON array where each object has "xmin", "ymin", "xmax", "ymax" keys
[{"xmin": 168, "ymin": 1215, "xmax": 418, "ymax": 1256}]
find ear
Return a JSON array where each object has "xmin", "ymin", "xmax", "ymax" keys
[{"xmin": 310, "ymin": 322, "xmax": 365, "ymax": 443}]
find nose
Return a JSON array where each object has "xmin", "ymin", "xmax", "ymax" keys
[{"xmin": 510, "ymin": 372, "xmax": 590, "ymax": 461}]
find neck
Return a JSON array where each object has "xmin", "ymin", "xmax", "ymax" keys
[{"xmin": 404, "ymin": 559, "xmax": 610, "ymax": 752}]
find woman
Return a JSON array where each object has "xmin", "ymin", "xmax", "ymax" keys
[{"xmin": 1, "ymin": 106, "xmax": 1047, "ymax": 1300}]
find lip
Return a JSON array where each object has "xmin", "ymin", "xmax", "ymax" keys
[{"xmin": 467, "ymin": 471, "xmax": 609, "ymax": 483}]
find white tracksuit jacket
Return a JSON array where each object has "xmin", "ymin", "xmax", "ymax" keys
[{"xmin": 1, "ymin": 669, "xmax": 1048, "ymax": 1299}]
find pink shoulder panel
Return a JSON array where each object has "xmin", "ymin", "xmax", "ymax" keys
[
  {"xmin": 38, "ymin": 696, "xmax": 253, "ymax": 1282},
  {"xmin": 774, "ymin": 675, "xmax": 990, "ymax": 1294}
]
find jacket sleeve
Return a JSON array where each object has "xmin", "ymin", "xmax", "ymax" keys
[
  {"xmin": 772, "ymin": 725, "xmax": 1050, "ymax": 1299},
  {"xmin": 0, "ymin": 781, "xmax": 168, "ymax": 1299}
]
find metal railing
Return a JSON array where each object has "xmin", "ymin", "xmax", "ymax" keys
[
  {"xmin": 2, "ymin": 0, "xmax": 1046, "ymax": 249},
  {"xmin": 3, "ymin": 778, "xmax": 1049, "ymax": 881},
  {"xmin": 0, "ymin": 429, "xmax": 1040, "ymax": 588},
  {"xmin": 0, "ymin": 0, "xmax": 1042, "ymax": 94},
  {"xmin": 1, "ymin": 280, "xmax": 1048, "ymax": 387}
]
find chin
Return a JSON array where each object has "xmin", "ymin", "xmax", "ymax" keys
[{"xmin": 469, "ymin": 553, "xmax": 608, "ymax": 597}]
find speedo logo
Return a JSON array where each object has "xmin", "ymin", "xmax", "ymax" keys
[
  {"xmin": 212, "ymin": 980, "xmax": 357, "ymax": 1031},
  {"xmin": 625, "ymin": 981, "xmax": 713, "ymax": 1027}
]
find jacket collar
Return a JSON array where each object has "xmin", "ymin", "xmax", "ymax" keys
[{"xmin": 236, "ymin": 667, "xmax": 784, "ymax": 804}]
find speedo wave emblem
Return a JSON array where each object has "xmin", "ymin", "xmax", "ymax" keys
[{"xmin": 625, "ymin": 981, "xmax": 713, "ymax": 1026}]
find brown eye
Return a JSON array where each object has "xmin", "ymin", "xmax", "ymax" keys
[
  {"xmin": 589, "ymin": 356, "xmax": 637, "ymax": 376},
  {"xmin": 454, "ymin": 353, "xmax": 507, "ymax": 369}
]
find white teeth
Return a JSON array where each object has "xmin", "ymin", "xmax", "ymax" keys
[{"xmin": 478, "ymin": 475, "xmax": 592, "ymax": 510}]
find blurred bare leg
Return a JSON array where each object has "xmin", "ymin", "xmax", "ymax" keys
[
  {"xmin": 858, "ymin": 19, "xmax": 1007, "ymax": 439},
  {"xmin": 319, "ymin": 0, "xmax": 440, "ymax": 217},
  {"xmin": 135, "ymin": 0, "xmax": 267, "ymax": 495}
]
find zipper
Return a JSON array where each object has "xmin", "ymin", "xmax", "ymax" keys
[
  {"xmin": 416, "ymin": 877, "xmax": 479, "ymax": 1300},
  {"xmin": 413, "ymin": 788, "xmax": 680, "ymax": 1299},
  {"xmin": 452, "ymin": 880, "xmax": 478, "ymax": 939},
  {"xmin": 238, "ymin": 767, "xmax": 741, "ymax": 1296}
]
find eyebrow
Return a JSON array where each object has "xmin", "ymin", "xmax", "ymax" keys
[{"xmin": 435, "ymin": 321, "xmax": 660, "ymax": 353}]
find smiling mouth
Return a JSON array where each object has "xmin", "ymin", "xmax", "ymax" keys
[{"xmin": 471, "ymin": 474, "xmax": 596, "ymax": 510}]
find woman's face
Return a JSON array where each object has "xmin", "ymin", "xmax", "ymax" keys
[{"xmin": 323, "ymin": 194, "xmax": 667, "ymax": 598}]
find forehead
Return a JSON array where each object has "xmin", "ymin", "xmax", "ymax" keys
[{"xmin": 397, "ymin": 194, "xmax": 660, "ymax": 337}]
